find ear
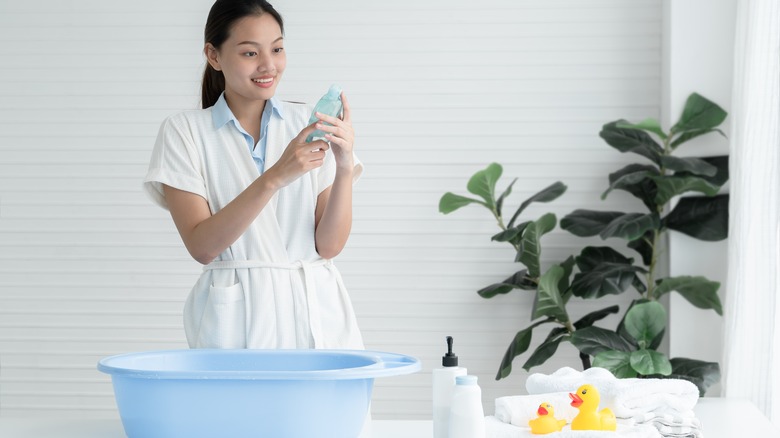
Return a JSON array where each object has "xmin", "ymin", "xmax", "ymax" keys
[{"xmin": 204, "ymin": 43, "xmax": 222, "ymax": 72}]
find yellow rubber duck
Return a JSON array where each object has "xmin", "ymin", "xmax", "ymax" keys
[
  {"xmin": 569, "ymin": 384, "xmax": 617, "ymax": 431},
  {"xmin": 528, "ymin": 402, "xmax": 567, "ymax": 434}
]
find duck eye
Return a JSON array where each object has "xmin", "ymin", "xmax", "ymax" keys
[{"xmin": 581, "ymin": 389, "xmax": 587, "ymax": 394}]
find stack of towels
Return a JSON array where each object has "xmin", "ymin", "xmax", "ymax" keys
[{"xmin": 487, "ymin": 367, "xmax": 703, "ymax": 438}]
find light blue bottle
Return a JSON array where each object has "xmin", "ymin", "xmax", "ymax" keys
[{"xmin": 306, "ymin": 84, "xmax": 343, "ymax": 142}]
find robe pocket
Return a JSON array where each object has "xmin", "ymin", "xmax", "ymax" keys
[{"xmin": 197, "ymin": 282, "xmax": 246, "ymax": 348}]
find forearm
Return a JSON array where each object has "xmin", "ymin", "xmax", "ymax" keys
[
  {"xmin": 167, "ymin": 171, "xmax": 282, "ymax": 264},
  {"xmin": 315, "ymin": 168, "xmax": 354, "ymax": 259}
]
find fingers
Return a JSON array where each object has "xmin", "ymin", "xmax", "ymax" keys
[
  {"xmin": 314, "ymin": 120, "xmax": 349, "ymax": 139},
  {"xmin": 296, "ymin": 119, "xmax": 321, "ymax": 141},
  {"xmin": 340, "ymin": 92, "xmax": 351, "ymax": 123}
]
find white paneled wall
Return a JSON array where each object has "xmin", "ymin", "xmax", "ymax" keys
[{"xmin": 0, "ymin": 0, "xmax": 662, "ymax": 420}]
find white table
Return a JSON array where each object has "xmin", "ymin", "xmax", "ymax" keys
[{"xmin": 0, "ymin": 398, "xmax": 776, "ymax": 437}]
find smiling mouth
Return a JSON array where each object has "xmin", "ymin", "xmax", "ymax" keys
[{"xmin": 253, "ymin": 78, "xmax": 273, "ymax": 84}]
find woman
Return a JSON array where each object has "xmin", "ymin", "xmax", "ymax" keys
[{"xmin": 143, "ymin": 0, "xmax": 364, "ymax": 351}]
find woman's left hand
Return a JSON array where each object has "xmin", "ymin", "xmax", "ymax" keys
[{"xmin": 315, "ymin": 92, "xmax": 355, "ymax": 170}]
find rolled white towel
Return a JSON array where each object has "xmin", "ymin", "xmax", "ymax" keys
[
  {"xmin": 525, "ymin": 367, "xmax": 699, "ymax": 418},
  {"xmin": 495, "ymin": 392, "xmax": 580, "ymax": 426},
  {"xmin": 485, "ymin": 415, "xmax": 664, "ymax": 438},
  {"xmin": 526, "ymin": 367, "xmax": 618, "ymax": 396}
]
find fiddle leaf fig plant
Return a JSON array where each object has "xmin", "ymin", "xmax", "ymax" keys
[
  {"xmin": 559, "ymin": 92, "xmax": 728, "ymax": 394},
  {"xmin": 439, "ymin": 93, "xmax": 727, "ymax": 396},
  {"xmin": 440, "ymin": 164, "xmax": 614, "ymax": 379}
]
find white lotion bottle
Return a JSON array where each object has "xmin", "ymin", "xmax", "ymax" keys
[
  {"xmin": 432, "ymin": 336, "xmax": 467, "ymax": 438},
  {"xmin": 448, "ymin": 375, "xmax": 485, "ymax": 438}
]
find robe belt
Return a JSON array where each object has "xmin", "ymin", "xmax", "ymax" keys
[{"xmin": 202, "ymin": 259, "xmax": 331, "ymax": 348}]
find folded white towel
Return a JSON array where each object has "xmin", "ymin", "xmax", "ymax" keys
[
  {"xmin": 485, "ymin": 415, "xmax": 664, "ymax": 438},
  {"xmin": 525, "ymin": 367, "xmax": 699, "ymax": 418},
  {"xmin": 495, "ymin": 392, "xmax": 580, "ymax": 426}
]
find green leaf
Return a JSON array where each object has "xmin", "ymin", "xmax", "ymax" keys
[
  {"xmin": 600, "ymin": 120, "xmax": 664, "ymax": 165},
  {"xmin": 571, "ymin": 264, "xmax": 646, "ymax": 299},
  {"xmin": 496, "ymin": 178, "xmax": 518, "ymax": 218},
  {"xmin": 522, "ymin": 327, "xmax": 569, "ymax": 372},
  {"xmin": 571, "ymin": 247, "xmax": 646, "ymax": 298},
  {"xmin": 573, "ymin": 305, "xmax": 620, "ymax": 329},
  {"xmin": 561, "ymin": 210, "xmax": 624, "ymax": 237},
  {"xmin": 652, "ymin": 175, "xmax": 721, "ymax": 206},
  {"xmin": 675, "ymin": 155, "xmax": 729, "ymax": 186},
  {"xmin": 508, "ymin": 181, "xmax": 567, "ymax": 228},
  {"xmin": 593, "ymin": 350, "xmax": 637, "ymax": 378},
  {"xmin": 570, "ymin": 326, "xmax": 634, "ymax": 356},
  {"xmin": 616, "ymin": 118, "xmax": 667, "ymax": 139},
  {"xmin": 619, "ymin": 177, "xmax": 659, "ymax": 212},
  {"xmin": 630, "ymin": 349, "xmax": 672, "ymax": 376},
  {"xmin": 624, "ymin": 301, "xmax": 667, "ymax": 348},
  {"xmin": 653, "ymin": 276, "xmax": 722, "ymax": 315},
  {"xmin": 615, "ymin": 298, "xmax": 664, "ymax": 350},
  {"xmin": 670, "ymin": 128, "xmax": 726, "ymax": 149},
  {"xmin": 669, "ymin": 358, "xmax": 721, "ymax": 396},
  {"xmin": 602, "ymin": 164, "xmax": 659, "ymax": 200},
  {"xmin": 439, "ymin": 192, "xmax": 485, "ymax": 214},
  {"xmin": 664, "ymin": 194, "xmax": 728, "ymax": 241},
  {"xmin": 557, "ymin": 255, "xmax": 576, "ymax": 301},
  {"xmin": 600, "ymin": 213, "xmax": 661, "ymax": 241},
  {"xmin": 517, "ymin": 213, "xmax": 557, "ymax": 278},
  {"xmin": 495, "ymin": 319, "xmax": 553, "ymax": 379},
  {"xmin": 660, "ymin": 156, "xmax": 718, "ymax": 177},
  {"xmin": 671, "ymin": 93, "xmax": 728, "ymax": 134},
  {"xmin": 576, "ymin": 246, "xmax": 633, "ymax": 271},
  {"xmin": 466, "ymin": 163, "xmax": 502, "ymax": 209},
  {"xmin": 477, "ymin": 270, "xmax": 538, "ymax": 298},
  {"xmin": 493, "ymin": 221, "xmax": 532, "ymax": 246},
  {"xmin": 627, "ymin": 230, "xmax": 654, "ymax": 266},
  {"xmin": 532, "ymin": 265, "xmax": 568, "ymax": 322}
]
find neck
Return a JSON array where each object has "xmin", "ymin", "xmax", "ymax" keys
[{"xmin": 224, "ymin": 90, "xmax": 267, "ymax": 124}]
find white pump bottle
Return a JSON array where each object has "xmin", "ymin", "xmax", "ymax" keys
[{"xmin": 432, "ymin": 336, "xmax": 467, "ymax": 438}]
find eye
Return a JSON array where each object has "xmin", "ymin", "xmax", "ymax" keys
[
  {"xmin": 581, "ymin": 389, "xmax": 587, "ymax": 395},
  {"xmin": 243, "ymin": 51, "xmax": 257, "ymax": 57},
  {"xmin": 273, "ymin": 47, "xmax": 284, "ymax": 53}
]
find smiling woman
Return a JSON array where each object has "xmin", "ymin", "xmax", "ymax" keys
[{"xmin": 143, "ymin": 0, "xmax": 365, "ymax": 352}]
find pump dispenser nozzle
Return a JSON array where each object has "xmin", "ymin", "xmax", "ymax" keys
[{"xmin": 442, "ymin": 336, "xmax": 459, "ymax": 367}]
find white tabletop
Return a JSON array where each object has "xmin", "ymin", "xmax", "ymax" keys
[{"xmin": 0, "ymin": 398, "xmax": 776, "ymax": 437}]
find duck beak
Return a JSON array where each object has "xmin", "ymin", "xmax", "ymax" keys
[
  {"xmin": 569, "ymin": 392, "xmax": 583, "ymax": 407},
  {"xmin": 538, "ymin": 406, "xmax": 548, "ymax": 416}
]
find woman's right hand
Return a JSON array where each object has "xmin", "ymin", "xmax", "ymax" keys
[{"xmin": 265, "ymin": 121, "xmax": 330, "ymax": 188}]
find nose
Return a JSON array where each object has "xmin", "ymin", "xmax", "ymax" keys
[{"xmin": 257, "ymin": 53, "xmax": 275, "ymax": 74}]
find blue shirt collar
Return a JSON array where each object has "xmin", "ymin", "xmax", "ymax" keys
[{"xmin": 211, "ymin": 92, "xmax": 284, "ymax": 130}]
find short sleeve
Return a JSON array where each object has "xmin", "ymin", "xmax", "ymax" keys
[
  {"xmin": 316, "ymin": 150, "xmax": 364, "ymax": 194},
  {"xmin": 143, "ymin": 116, "xmax": 207, "ymax": 210}
]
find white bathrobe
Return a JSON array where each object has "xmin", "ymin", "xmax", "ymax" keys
[{"xmin": 143, "ymin": 100, "xmax": 364, "ymax": 350}]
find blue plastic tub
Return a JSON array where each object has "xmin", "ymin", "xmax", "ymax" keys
[{"xmin": 98, "ymin": 349, "xmax": 420, "ymax": 438}]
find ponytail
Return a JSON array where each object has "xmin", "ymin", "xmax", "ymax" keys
[{"xmin": 201, "ymin": 64, "xmax": 225, "ymax": 109}]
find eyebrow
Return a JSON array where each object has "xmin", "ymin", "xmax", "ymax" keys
[{"xmin": 236, "ymin": 37, "xmax": 284, "ymax": 46}]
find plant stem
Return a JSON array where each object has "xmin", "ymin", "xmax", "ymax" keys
[
  {"xmin": 580, "ymin": 352, "xmax": 592, "ymax": 370},
  {"xmin": 646, "ymin": 134, "xmax": 672, "ymax": 299},
  {"xmin": 646, "ymin": 229, "xmax": 660, "ymax": 299}
]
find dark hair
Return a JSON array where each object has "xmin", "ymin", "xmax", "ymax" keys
[{"xmin": 201, "ymin": 0, "xmax": 284, "ymax": 109}]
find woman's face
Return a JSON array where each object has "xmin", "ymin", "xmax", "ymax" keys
[{"xmin": 205, "ymin": 13, "xmax": 286, "ymax": 105}]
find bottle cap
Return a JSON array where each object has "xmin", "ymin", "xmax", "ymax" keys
[
  {"xmin": 442, "ymin": 336, "xmax": 459, "ymax": 367},
  {"xmin": 455, "ymin": 375, "xmax": 477, "ymax": 385},
  {"xmin": 326, "ymin": 84, "xmax": 342, "ymax": 99}
]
